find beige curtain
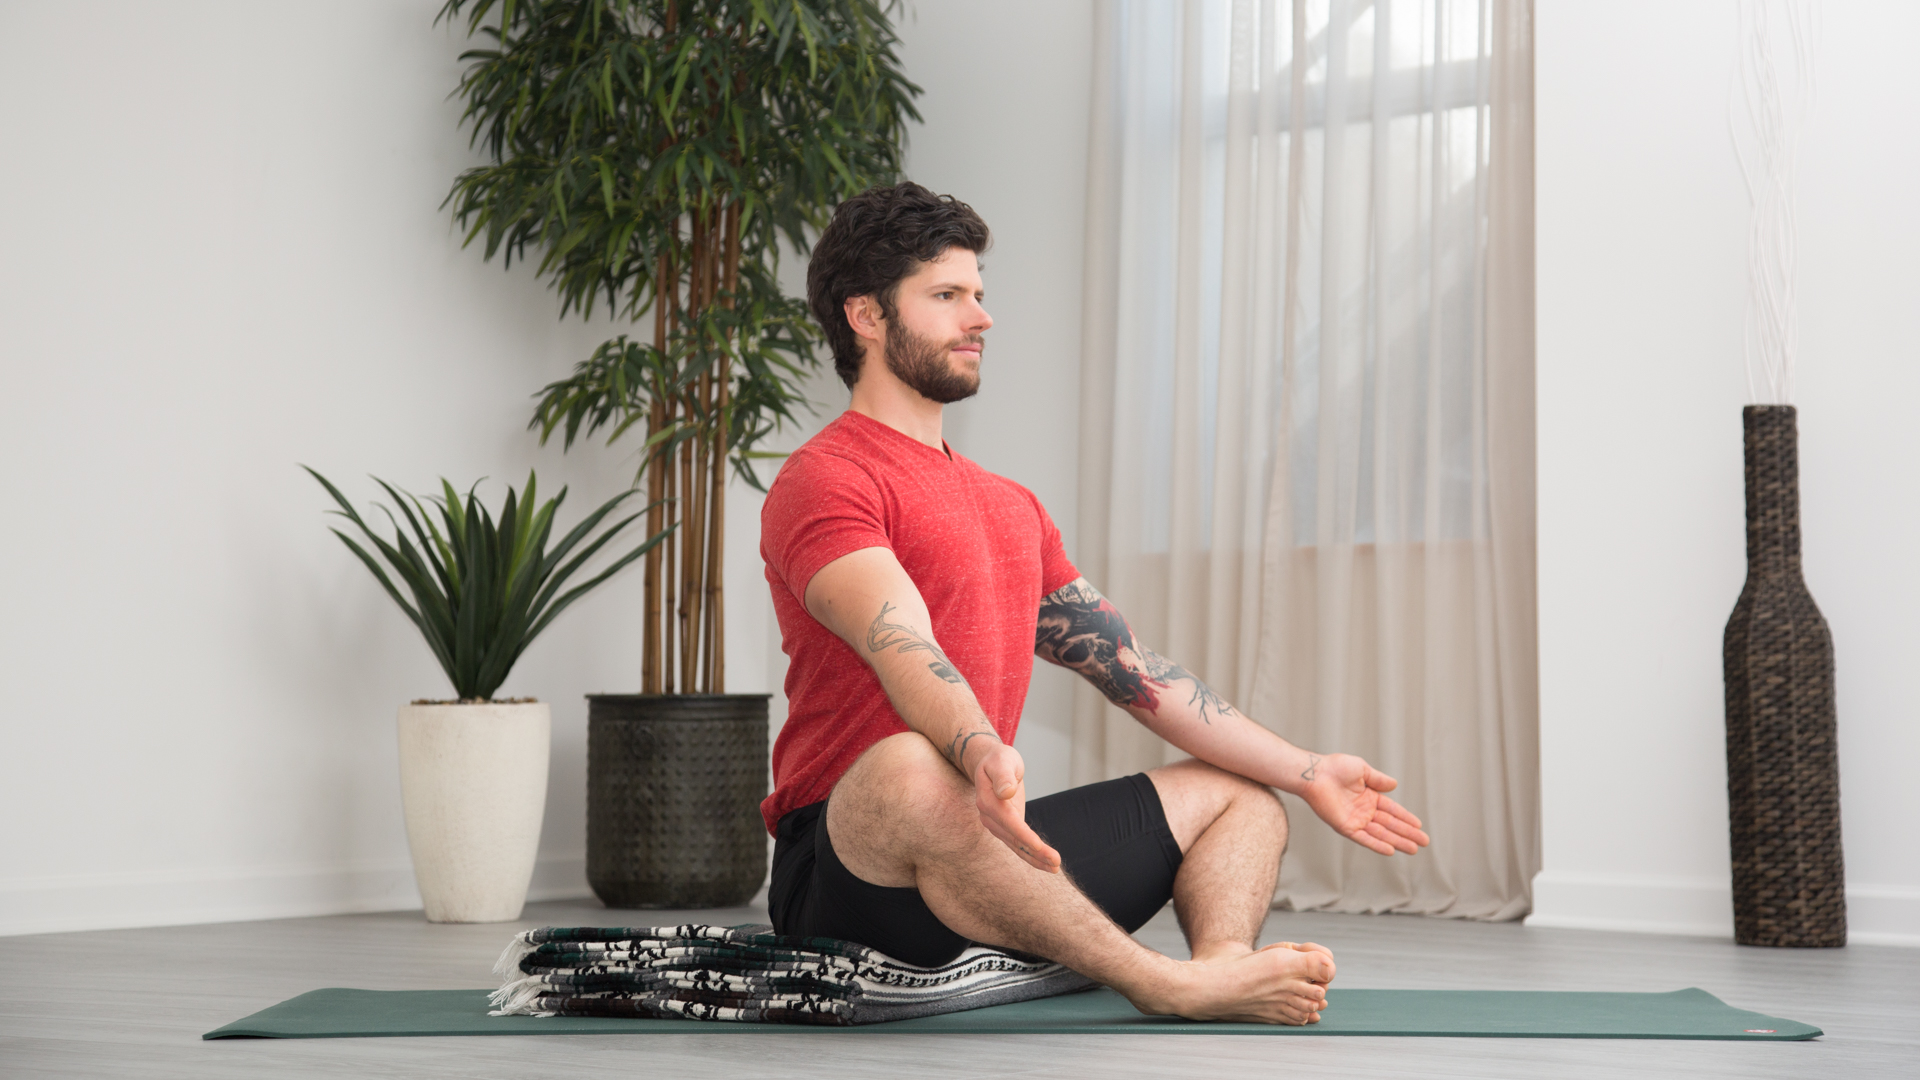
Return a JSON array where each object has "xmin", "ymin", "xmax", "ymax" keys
[{"xmin": 1075, "ymin": 0, "xmax": 1537, "ymax": 920}]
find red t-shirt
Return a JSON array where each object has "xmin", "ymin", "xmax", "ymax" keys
[{"xmin": 758, "ymin": 410, "xmax": 1080, "ymax": 833}]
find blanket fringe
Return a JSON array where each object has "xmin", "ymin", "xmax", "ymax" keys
[
  {"xmin": 491, "ymin": 932, "xmax": 539, "ymax": 979},
  {"xmin": 489, "ymin": 975, "xmax": 556, "ymax": 1016}
]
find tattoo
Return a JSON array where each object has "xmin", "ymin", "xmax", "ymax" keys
[
  {"xmin": 866, "ymin": 601, "xmax": 967, "ymax": 685},
  {"xmin": 1301, "ymin": 754, "xmax": 1321, "ymax": 781},
  {"xmin": 1141, "ymin": 649, "xmax": 1237, "ymax": 726},
  {"xmin": 943, "ymin": 727, "xmax": 996, "ymax": 772},
  {"xmin": 1034, "ymin": 578, "xmax": 1239, "ymax": 725}
]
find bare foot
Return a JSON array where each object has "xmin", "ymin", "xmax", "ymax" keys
[{"xmin": 1134, "ymin": 941, "xmax": 1336, "ymax": 1025}]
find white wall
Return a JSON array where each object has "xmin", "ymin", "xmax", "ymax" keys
[
  {"xmin": 1534, "ymin": 2, "xmax": 1920, "ymax": 944},
  {"xmin": 0, "ymin": 0, "xmax": 1093, "ymax": 937},
  {"xmin": 0, "ymin": 1, "xmax": 773, "ymax": 936}
]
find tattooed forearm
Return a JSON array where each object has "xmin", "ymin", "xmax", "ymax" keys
[
  {"xmin": 1034, "ymin": 580, "xmax": 1158, "ymax": 708},
  {"xmin": 1141, "ymin": 649, "xmax": 1238, "ymax": 726},
  {"xmin": 1301, "ymin": 754, "xmax": 1321, "ymax": 781},
  {"xmin": 863, "ymin": 602, "xmax": 997, "ymax": 777},
  {"xmin": 1035, "ymin": 578, "xmax": 1239, "ymax": 724},
  {"xmin": 866, "ymin": 601, "xmax": 968, "ymax": 684},
  {"xmin": 943, "ymin": 726, "xmax": 998, "ymax": 774}
]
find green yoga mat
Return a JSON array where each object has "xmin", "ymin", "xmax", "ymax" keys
[{"xmin": 205, "ymin": 986, "xmax": 1819, "ymax": 1040}]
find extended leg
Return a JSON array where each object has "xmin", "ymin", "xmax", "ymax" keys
[{"xmin": 825, "ymin": 733, "xmax": 1331, "ymax": 1024}]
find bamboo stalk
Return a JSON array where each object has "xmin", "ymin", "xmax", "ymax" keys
[
  {"xmin": 707, "ymin": 199, "xmax": 741, "ymax": 693},
  {"xmin": 641, "ymin": 249, "xmax": 670, "ymax": 694},
  {"xmin": 692, "ymin": 367, "xmax": 713, "ymax": 692},
  {"xmin": 662, "ymin": 237, "xmax": 681, "ymax": 694},
  {"xmin": 678, "ymin": 385, "xmax": 695, "ymax": 691},
  {"xmin": 678, "ymin": 210, "xmax": 706, "ymax": 692},
  {"xmin": 659, "ymin": 409, "xmax": 674, "ymax": 695},
  {"xmin": 701, "ymin": 205, "xmax": 723, "ymax": 690},
  {"xmin": 692, "ymin": 206, "xmax": 717, "ymax": 691}
]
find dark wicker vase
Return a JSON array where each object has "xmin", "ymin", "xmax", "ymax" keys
[
  {"xmin": 1722, "ymin": 405, "xmax": 1845, "ymax": 947},
  {"xmin": 586, "ymin": 693, "xmax": 770, "ymax": 908}
]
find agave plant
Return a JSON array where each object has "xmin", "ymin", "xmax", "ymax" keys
[{"xmin": 307, "ymin": 467, "xmax": 667, "ymax": 701}]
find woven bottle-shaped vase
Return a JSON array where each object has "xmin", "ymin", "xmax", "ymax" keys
[{"xmin": 1722, "ymin": 405, "xmax": 1845, "ymax": 946}]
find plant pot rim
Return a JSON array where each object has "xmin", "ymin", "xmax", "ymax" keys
[
  {"xmin": 586, "ymin": 692, "xmax": 772, "ymax": 702},
  {"xmin": 403, "ymin": 699, "xmax": 548, "ymax": 708}
]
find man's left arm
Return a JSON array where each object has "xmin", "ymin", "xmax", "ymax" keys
[{"xmin": 1034, "ymin": 577, "xmax": 1430, "ymax": 857}]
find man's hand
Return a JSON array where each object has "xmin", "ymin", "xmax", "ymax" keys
[
  {"xmin": 966, "ymin": 740, "xmax": 1062, "ymax": 873},
  {"xmin": 1296, "ymin": 753, "xmax": 1430, "ymax": 856}
]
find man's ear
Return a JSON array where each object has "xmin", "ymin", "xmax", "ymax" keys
[{"xmin": 844, "ymin": 294, "xmax": 884, "ymax": 346}]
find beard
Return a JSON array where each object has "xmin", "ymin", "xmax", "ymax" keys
[{"xmin": 884, "ymin": 322, "xmax": 982, "ymax": 404}]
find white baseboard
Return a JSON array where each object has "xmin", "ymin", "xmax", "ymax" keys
[
  {"xmin": 1525, "ymin": 870, "xmax": 1920, "ymax": 947},
  {"xmin": 1525, "ymin": 871, "xmax": 1735, "ymax": 937},
  {"xmin": 1844, "ymin": 884, "xmax": 1920, "ymax": 947},
  {"xmin": 0, "ymin": 853, "xmax": 592, "ymax": 938}
]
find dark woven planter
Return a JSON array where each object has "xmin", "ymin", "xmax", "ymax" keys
[
  {"xmin": 587, "ymin": 694, "xmax": 770, "ymax": 908},
  {"xmin": 1722, "ymin": 405, "xmax": 1845, "ymax": 947}
]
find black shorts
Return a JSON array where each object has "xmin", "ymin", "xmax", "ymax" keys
[{"xmin": 768, "ymin": 772, "xmax": 1183, "ymax": 967}]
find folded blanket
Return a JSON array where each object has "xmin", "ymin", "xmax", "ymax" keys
[{"xmin": 489, "ymin": 924, "xmax": 1095, "ymax": 1026}]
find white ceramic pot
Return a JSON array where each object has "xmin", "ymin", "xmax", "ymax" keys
[{"xmin": 396, "ymin": 701, "xmax": 551, "ymax": 923}]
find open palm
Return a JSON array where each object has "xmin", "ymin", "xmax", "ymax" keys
[{"xmin": 1299, "ymin": 754, "xmax": 1430, "ymax": 855}]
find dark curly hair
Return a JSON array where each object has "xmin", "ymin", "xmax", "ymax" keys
[{"xmin": 807, "ymin": 182, "xmax": 992, "ymax": 389}]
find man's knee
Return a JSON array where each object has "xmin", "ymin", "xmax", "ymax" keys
[
  {"xmin": 838, "ymin": 733, "xmax": 967, "ymax": 808},
  {"xmin": 827, "ymin": 733, "xmax": 980, "ymax": 860},
  {"xmin": 1212, "ymin": 766, "xmax": 1287, "ymax": 833},
  {"xmin": 1247, "ymin": 777, "xmax": 1288, "ymax": 843},
  {"xmin": 1149, "ymin": 759, "xmax": 1286, "ymax": 852}
]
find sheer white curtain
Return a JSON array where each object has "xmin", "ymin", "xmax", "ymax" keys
[{"xmin": 1075, "ymin": 0, "xmax": 1537, "ymax": 919}]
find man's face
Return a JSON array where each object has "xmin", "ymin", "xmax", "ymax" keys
[{"xmin": 874, "ymin": 247, "xmax": 992, "ymax": 403}]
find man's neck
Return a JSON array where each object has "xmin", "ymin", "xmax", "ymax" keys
[{"xmin": 848, "ymin": 375, "xmax": 946, "ymax": 453}]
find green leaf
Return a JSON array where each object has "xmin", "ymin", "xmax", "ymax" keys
[{"xmin": 307, "ymin": 467, "xmax": 657, "ymax": 701}]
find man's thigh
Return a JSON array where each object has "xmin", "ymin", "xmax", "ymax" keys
[
  {"xmin": 769, "ymin": 732, "xmax": 977, "ymax": 965},
  {"xmin": 822, "ymin": 734, "xmax": 1184, "ymax": 927},
  {"xmin": 771, "ymin": 745, "xmax": 1183, "ymax": 963},
  {"xmin": 768, "ymin": 799, "xmax": 970, "ymax": 966}
]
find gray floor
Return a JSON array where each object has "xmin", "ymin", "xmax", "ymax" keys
[{"xmin": 2, "ymin": 898, "xmax": 1916, "ymax": 1079}]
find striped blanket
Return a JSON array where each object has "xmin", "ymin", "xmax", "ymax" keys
[{"xmin": 489, "ymin": 924, "xmax": 1095, "ymax": 1026}]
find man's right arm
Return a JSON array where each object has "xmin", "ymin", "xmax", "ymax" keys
[{"xmin": 803, "ymin": 545, "xmax": 1062, "ymax": 873}]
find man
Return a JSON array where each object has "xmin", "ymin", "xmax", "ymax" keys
[{"xmin": 759, "ymin": 182, "xmax": 1429, "ymax": 1025}]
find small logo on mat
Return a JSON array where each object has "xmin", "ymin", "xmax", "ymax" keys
[{"xmin": 1744, "ymin": 1029, "xmax": 1776, "ymax": 1033}]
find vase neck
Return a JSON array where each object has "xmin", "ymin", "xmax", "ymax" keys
[{"xmin": 1743, "ymin": 405, "xmax": 1802, "ymax": 578}]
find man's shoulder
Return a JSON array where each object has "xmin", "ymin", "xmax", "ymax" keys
[
  {"xmin": 767, "ymin": 415, "xmax": 886, "ymax": 496},
  {"xmin": 762, "ymin": 418, "xmax": 906, "ymax": 538}
]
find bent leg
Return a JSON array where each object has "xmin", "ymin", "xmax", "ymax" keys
[
  {"xmin": 1145, "ymin": 758, "xmax": 1294, "ymax": 963},
  {"xmin": 825, "ymin": 733, "xmax": 1331, "ymax": 1024}
]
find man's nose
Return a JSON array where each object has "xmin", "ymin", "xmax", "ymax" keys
[{"xmin": 968, "ymin": 299, "xmax": 993, "ymax": 333}]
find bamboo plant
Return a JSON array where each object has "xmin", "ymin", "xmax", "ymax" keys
[{"xmin": 439, "ymin": 0, "xmax": 918, "ymax": 695}]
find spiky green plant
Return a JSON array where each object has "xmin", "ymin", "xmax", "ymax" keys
[
  {"xmin": 307, "ymin": 467, "xmax": 667, "ymax": 701},
  {"xmin": 438, "ymin": 0, "xmax": 920, "ymax": 694}
]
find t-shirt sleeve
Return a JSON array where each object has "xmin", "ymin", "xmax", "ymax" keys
[
  {"xmin": 761, "ymin": 449, "xmax": 893, "ymax": 602},
  {"xmin": 1031, "ymin": 489, "xmax": 1081, "ymax": 596}
]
